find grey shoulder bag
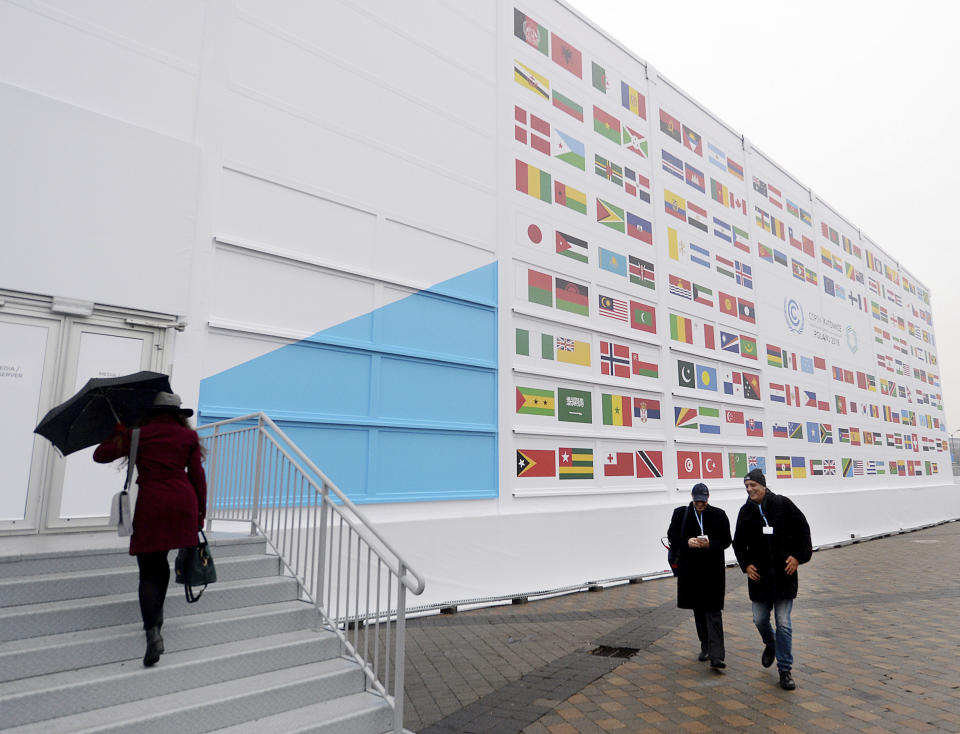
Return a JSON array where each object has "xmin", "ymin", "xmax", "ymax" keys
[{"xmin": 108, "ymin": 428, "xmax": 140, "ymax": 536}]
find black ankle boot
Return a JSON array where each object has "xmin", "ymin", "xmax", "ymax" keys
[{"xmin": 143, "ymin": 627, "xmax": 164, "ymax": 667}]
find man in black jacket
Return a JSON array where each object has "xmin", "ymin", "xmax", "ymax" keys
[
  {"xmin": 668, "ymin": 483, "xmax": 732, "ymax": 670},
  {"xmin": 733, "ymin": 469, "xmax": 812, "ymax": 690}
]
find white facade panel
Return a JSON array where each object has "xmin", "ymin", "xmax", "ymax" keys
[
  {"xmin": 217, "ymin": 168, "xmax": 379, "ymax": 272},
  {"xmin": 0, "ymin": 84, "xmax": 199, "ymax": 315},
  {"xmin": 205, "ymin": 247, "xmax": 378, "ymax": 339},
  {"xmin": 378, "ymin": 219, "xmax": 496, "ymax": 288},
  {"xmin": 33, "ymin": 0, "xmax": 206, "ymax": 64},
  {"xmin": 235, "ymin": 1, "xmax": 496, "ymax": 123},
  {"xmin": 0, "ymin": 1, "xmax": 201, "ymax": 141},
  {"xmin": 221, "ymin": 92, "xmax": 497, "ymax": 244}
]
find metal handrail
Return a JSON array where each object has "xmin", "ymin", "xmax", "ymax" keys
[
  {"xmin": 214, "ymin": 412, "xmax": 425, "ymax": 594},
  {"xmin": 198, "ymin": 412, "xmax": 424, "ymax": 733}
]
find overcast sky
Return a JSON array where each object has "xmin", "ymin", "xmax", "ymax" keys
[{"xmin": 565, "ymin": 0, "xmax": 960, "ymax": 434}]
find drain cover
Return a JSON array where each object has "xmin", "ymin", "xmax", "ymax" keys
[{"xmin": 590, "ymin": 646, "xmax": 639, "ymax": 658}]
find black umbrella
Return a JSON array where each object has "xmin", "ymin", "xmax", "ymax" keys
[{"xmin": 34, "ymin": 370, "xmax": 172, "ymax": 455}]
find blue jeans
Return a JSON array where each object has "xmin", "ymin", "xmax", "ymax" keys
[{"xmin": 751, "ymin": 598, "xmax": 793, "ymax": 671}]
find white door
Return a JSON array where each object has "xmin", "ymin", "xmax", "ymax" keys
[
  {"xmin": 42, "ymin": 320, "xmax": 161, "ymax": 530},
  {"xmin": 0, "ymin": 313, "xmax": 62, "ymax": 532}
]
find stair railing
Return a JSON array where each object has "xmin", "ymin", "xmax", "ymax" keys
[{"xmin": 198, "ymin": 412, "xmax": 425, "ymax": 733}]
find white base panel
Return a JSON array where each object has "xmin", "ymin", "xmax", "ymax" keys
[{"xmin": 371, "ymin": 483, "xmax": 960, "ymax": 609}]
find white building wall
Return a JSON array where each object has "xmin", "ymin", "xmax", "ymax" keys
[{"xmin": 1, "ymin": 0, "xmax": 955, "ymax": 606}]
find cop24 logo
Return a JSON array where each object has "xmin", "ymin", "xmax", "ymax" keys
[
  {"xmin": 784, "ymin": 297, "xmax": 804, "ymax": 334},
  {"xmin": 846, "ymin": 326, "xmax": 858, "ymax": 353}
]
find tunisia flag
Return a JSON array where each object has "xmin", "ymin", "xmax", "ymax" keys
[{"xmin": 677, "ymin": 450, "xmax": 701, "ymax": 479}]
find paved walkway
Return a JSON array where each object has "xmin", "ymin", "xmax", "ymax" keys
[{"xmin": 401, "ymin": 521, "xmax": 960, "ymax": 733}]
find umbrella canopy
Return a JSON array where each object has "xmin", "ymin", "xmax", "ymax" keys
[{"xmin": 34, "ymin": 371, "xmax": 173, "ymax": 455}]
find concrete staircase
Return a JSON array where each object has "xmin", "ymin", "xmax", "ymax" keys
[{"xmin": 0, "ymin": 535, "xmax": 395, "ymax": 733}]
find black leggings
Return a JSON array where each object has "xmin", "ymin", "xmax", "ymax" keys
[{"xmin": 136, "ymin": 551, "xmax": 170, "ymax": 630}]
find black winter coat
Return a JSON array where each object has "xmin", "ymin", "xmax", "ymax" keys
[
  {"xmin": 667, "ymin": 503, "xmax": 731, "ymax": 611},
  {"xmin": 732, "ymin": 490, "xmax": 812, "ymax": 602}
]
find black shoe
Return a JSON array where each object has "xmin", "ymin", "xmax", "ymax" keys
[
  {"xmin": 143, "ymin": 627, "xmax": 164, "ymax": 667},
  {"xmin": 779, "ymin": 670, "xmax": 796, "ymax": 690},
  {"xmin": 761, "ymin": 644, "xmax": 775, "ymax": 668},
  {"xmin": 697, "ymin": 650, "xmax": 710, "ymax": 662},
  {"xmin": 709, "ymin": 660, "xmax": 726, "ymax": 670}
]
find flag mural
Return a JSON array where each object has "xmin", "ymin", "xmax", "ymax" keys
[{"xmin": 506, "ymin": 7, "xmax": 943, "ymax": 496}]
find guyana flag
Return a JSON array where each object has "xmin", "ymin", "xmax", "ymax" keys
[{"xmin": 596, "ymin": 198, "xmax": 625, "ymax": 232}]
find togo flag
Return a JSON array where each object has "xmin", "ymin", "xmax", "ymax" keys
[{"xmin": 559, "ymin": 447, "xmax": 593, "ymax": 479}]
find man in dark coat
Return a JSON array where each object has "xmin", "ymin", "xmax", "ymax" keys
[
  {"xmin": 733, "ymin": 468, "xmax": 812, "ymax": 690},
  {"xmin": 667, "ymin": 483, "xmax": 731, "ymax": 670}
]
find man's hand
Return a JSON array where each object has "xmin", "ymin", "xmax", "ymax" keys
[
  {"xmin": 687, "ymin": 537, "xmax": 700, "ymax": 548},
  {"xmin": 784, "ymin": 556, "xmax": 799, "ymax": 575},
  {"xmin": 745, "ymin": 564, "xmax": 761, "ymax": 581}
]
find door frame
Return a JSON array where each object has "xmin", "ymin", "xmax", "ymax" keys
[{"xmin": 0, "ymin": 289, "xmax": 183, "ymax": 535}]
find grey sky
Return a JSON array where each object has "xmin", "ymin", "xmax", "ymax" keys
[{"xmin": 565, "ymin": 0, "xmax": 960, "ymax": 434}]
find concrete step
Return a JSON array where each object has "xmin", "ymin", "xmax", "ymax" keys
[
  {"xmin": 210, "ymin": 691, "xmax": 393, "ymax": 734},
  {"xmin": 0, "ymin": 629, "xmax": 341, "ymax": 727},
  {"xmin": 3, "ymin": 658, "xmax": 365, "ymax": 734},
  {"xmin": 0, "ymin": 537, "xmax": 268, "ymax": 578},
  {"xmin": 0, "ymin": 553, "xmax": 281, "ymax": 607},
  {"xmin": 0, "ymin": 575, "xmax": 301, "ymax": 642},
  {"xmin": 0, "ymin": 599, "xmax": 316, "ymax": 682}
]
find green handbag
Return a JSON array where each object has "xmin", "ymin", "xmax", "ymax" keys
[{"xmin": 175, "ymin": 530, "xmax": 217, "ymax": 602}]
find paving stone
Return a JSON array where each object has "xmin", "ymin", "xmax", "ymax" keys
[{"xmin": 402, "ymin": 522, "xmax": 960, "ymax": 733}]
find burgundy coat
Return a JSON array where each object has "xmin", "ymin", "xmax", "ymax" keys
[{"xmin": 94, "ymin": 414, "xmax": 207, "ymax": 555}]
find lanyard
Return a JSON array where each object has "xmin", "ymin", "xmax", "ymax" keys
[
  {"xmin": 755, "ymin": 502, "xmax": 769, "ymax": 526},
  {"xmin": 694, "ymin": 508, "xmax": 705, "ymax": 534}
]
